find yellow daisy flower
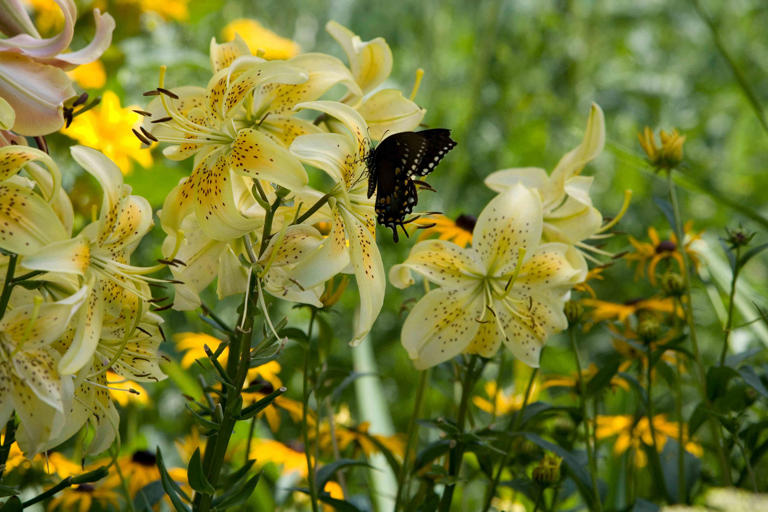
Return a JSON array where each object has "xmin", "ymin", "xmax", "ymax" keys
[
  {"xmin": 67, "ymin": 60, "xmax": 107, "ymax": 90},
  {"xmin": 412, "ymin": 213, "xmax": 475, "ymax": 248},
  {"xmin": 61, "ymin": 91, "xmax": 153, "ymax": 174},
  {"xmin": 47, "ymin": 482, "xmax": 119, "ymax": 512},
  {"xmin": 595, "ymin": 414, "xmax": 701, "ymax": 467},
  {"xmin": 221, "ymin": 19, "xmax": 300, "ymax": 60},
  {"xmin": 625, "ymin": 223, "xmax": 701, "ymax": 285}
]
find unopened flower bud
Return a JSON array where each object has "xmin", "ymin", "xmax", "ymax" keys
[
  {"xmin": 660, "ymin": 272, "xmax": 685, "ymax": 297},
  {"xmin": 725, "ymin": 226, "xmax": 755, "ymax": 250},
  {"xmin": 638, "ymin": 127, "xmax": 685, "ymax": 172},
  {"xmin": 564, "ymin": 300, "xmax": 583, "ymax": 326},
  {"xmin": 637, "ymin": 311, "xmax": 661, "ymax": 343},
  {"xmin": 532, "ymin": 454, "xmax": 562, "ymax": 486}
]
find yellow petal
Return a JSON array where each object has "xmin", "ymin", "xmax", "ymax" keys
[
  {"xmin": 389, "ymin": 239, "xmax": 481, "ymax": 289},
  {"xmin": 326, "ymin": 21, "xmax": 392, "ymax": 94},
  {"xmin": 209, "ymin": 34, "xmax": 251, "ymax": 72},
  {"xmin": 402, "ymin": 287, "xmax": 484, "ymax": 369},
  {"xmin": 549, "ymin": 102, "xmax": 605, "ymax": 186},
  {"xmin": 230, "ymin": 127, "xmax": 308, "ymax": 189},
  {"xmin": 357, "ymin": 89, "xmax": 425, "ymax": 141}
]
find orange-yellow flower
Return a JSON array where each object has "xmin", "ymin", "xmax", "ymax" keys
[
  {"xmin": 61, "ymin": 91, "xmax": 152, "ymax": 174},
  {"xmin": 412, "ymin": 213, "xmax": 475, "ymax": 248},
  {"xmin": 638, "ymin": 127, "xmax": 685, "ymax": 171},
  {"xmin": 543, "ymin": 363, "xmax": 630, "ymax": 393},
  {"xmin": 581, "ymin": 296, "xmax": 678, "ymax": 325},
  {"xmin": 625, "ymin": 223, "xmax": 701, "ymax": 285},
  {"xmin": 574, "ymin": 266, "xmax": 606, "ymax": 298},
  {"xmin": 595, "ymin": 414, "xmax": 701, "ymax": 467},
  {"xmin": 47, "ymin": 482, "xmax": 119, "ymax": 512},
  {"xmin": 221, "ymin": 19, "xmax": 299, "ymax": 60},
  {"xmin": 105, "ymin": 450, "xmax": 188, "ymax": 498},
  {"xmin": 67, "ymin": 60, "xmax": 107, "ymax": 89}
]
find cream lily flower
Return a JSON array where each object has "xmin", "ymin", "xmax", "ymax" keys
[
  {"xmin": 485, "ymin": 103, "xmax": 605, "ymax": 247},
  {"xmin": 22, "ymin": 146, "xmax": 158, "ymax": 375},
  {"xmin": 0, "ymin": 285, "xmax": 87, "ymax": 455},
  {"xmin": 326, "ymin": 21, "xmax": 425, "ymax": 140},
  {"xmin": 289, "ymin": 101, "xmax": 384, "ymax": 345},
  {"xmin": 390, "ymin": 185, "xmax": 587, "ymax": 369},
  {"xmin": 0, "ymin": 0, "xmax": 115, "ymax": 135}
]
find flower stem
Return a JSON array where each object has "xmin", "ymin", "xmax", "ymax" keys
[
  {"xmin": 645, "ymin": 343, "xmax": 672, "ymax": 502},
  {"xmin": 194, "ymin": 272, "xmax": 258, "ymax": 512},
  {"xmin": 720, "ymin": 246, "xmax": 741, "ymax": 366},
  {"xmin": 394, "ymin": 369, "xmax": 429, "ymax": 512},
  {"xmin": 302, "ymin": 308, "xmax": 319, "ymax": 512},
  {"xmin": 481, "ymin": 368, "xmax": 538, "ymax": 512},
  {"xmin": 675, "ymin": 354, "xmax": 687, "ymax": 503},
  {"xmin": 666, "ymin": 171, "xmax": 732, "ymax": 486},
  {"xmin": 439, "ymin": 356, "xmax": 481, "ymax": 512},
  {"xmin": 0, "ymin": 417, "xmax": 17, "ymax": 482},
  {"xmin": 0, "ymin": 253, "xmax": 18, "ymax": 319},
  {"xmin": 569, "ymin": 327, "xmax": 602, "ymax": 511}
]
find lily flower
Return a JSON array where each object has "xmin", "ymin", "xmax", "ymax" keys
[
  {"xmin": 390, "ymin": 184, "xmax": 587, "ymax": 369},
  {"xmin": 0, "ymin": 285, "xmax": 87, "ymax": 455},
  {"xmin": 485, "ymin": 103, "xmax": 606, "ymax": 249},
  {"xmin": 0, "ymin": 0, "xmax": 115, "ymax": 135},
  {"xmin": 289, "ymin": 100, "xmax": 385, "ymax": 345},
  {"xmin": 326, "ymin": 21, "xmax": 425, "ymax": 140},
  {"xmin": 21, "ymin": 146, "xmax": 160, "ymax": 375}
]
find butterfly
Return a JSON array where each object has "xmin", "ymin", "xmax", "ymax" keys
[{"xmin": 366, "ymin": 129, "xmax": 457, "ymax": 242}]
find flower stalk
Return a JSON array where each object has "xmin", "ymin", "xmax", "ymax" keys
[{"xmin": 394, "ymin": 369, "xmax": 429, "ymax": 512}]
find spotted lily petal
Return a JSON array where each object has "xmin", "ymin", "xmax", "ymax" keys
[
  {"xmin": 389, "ymin": 239, "xmax": 482, "ymax": 289},
  {"xmin": 11, "ymin": 374, "xmax": 65, "ymax": 455},
  {"xmin": 402, "ymin": 287, "xmax": 484, "ymax": 370},
  {"xmin": 484, "ymin": 167, "xmax": 549, "ymax": 200},
  {"xmin": 326, "ymin": 20, "xmax": 392, "ymax": 95},
  {"xmin": 21, "ymin": 237, "xmax": 90, "ymax": 275},
  {"xmin": 472, "ymin": 184, "xmax": 542, "ymax": 276},
  {"xmin": 289, "ymin": 206, "xmax": 350, "ymax": 289},
  {"xmin": 230, "ymin": 128, "xmax": 308, "ymax": 189},
  {"xmin": 210, "ymin": 34, "xmax": 251, "ymax": 73},
  {"xmin": 517, "ymin": 243, "xmax": 588, "ymax": 298},
  {"xmin": 339, "ymin": 207, "xmax": 384, "ymax": 345},
  {"xmin": 0, "ymin": 96, "xmax": 13, "ymax": 130},
  {"xmin": 289, "ymin": 132, "xmax": 351, "ymax": 184},
  {"xmin": 0, "ymin": 144, "xmax": 61, "ymax": 200},
  {"xmin": 0, "ymin": 181, "xmax": 68, "ymax": 254},
  {"xmin": 295, "ymin": 101, "xmax": 369, "ymax": 161},
  {"xmin": 58, "ymin": 278, "xmax": 105, "ymax": 375},
  {"xmin": 260, "ymin": 224, "xmax": 326, "ymax": 306}
]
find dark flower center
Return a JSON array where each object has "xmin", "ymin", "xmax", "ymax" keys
[
  {"xmin": 132, "ymin": 450, "xmax": 156, "ymax": 466},
  {"xmin": 655, "ymin": 240, "xmax": 676, "ymax": 253},
  {"xmin": 455, "ymin": 214, "xmax": 477, "ymax": 233}
]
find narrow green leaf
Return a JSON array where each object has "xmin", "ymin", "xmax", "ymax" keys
[
  {"xmin": 350, "ymin": 428, "xmax": 402, "ymax": 476},
  {"xmin": 317, "ymin": 493, "xmax": 364, "ymax": 512},
  {"xmin": 586, "ymin": 360, "xmax": 620, "ymax": 397},
  {"xmin": 156, "ymin": 448, "xmax": 191, "ymax": 511},
  {"xmin": 71, "ymin": 465, "xmax": 109, "ymax": 484},
  {"xmin": 212, "ymin": 473, "xmax": 261, "ymax": 509},
  {"xmin": 316, "ymin": 459, "xmax": 370, "ymax": 491},
  {"xmin": 738, "ymin": 366, "xmax": 768, "ymax": 400},
  {"xmin": 706, "ymin": 366, "xmax": 740, "ymax": 401},
  {"xmin": 187, "ymin": 448, "xmax": 215, "ymax": 494},
  {"xmin": 238, "ymin": 386, "xmax": 286, "ymax": 420},
  {"xmin": 221, "ymin": 460, "xmax": 256, "ymax": 488},
  {"xmin": 413, "ymin": 439, "xmax": 452, "ymax": 471},
  {"xmin": 738, "ymin": 242, "xmax": 768, "ymax": 271},
  {"xmin": 133, "ymin": 481, "xmax": 165, "ymax": 511},
  {"xmin": 0, "ymin": 486, "xmax": 19, "ymax": 498}
]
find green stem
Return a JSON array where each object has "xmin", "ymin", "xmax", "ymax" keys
[
  {"xmin": 394, "ymin": 369, "xmax": 429, "ymax": 512},
  {"xmin": 667, "ymin": 171, "xmax": 733, "ymax": 486},
  {"xmin": 645, "ymin": 343, "xmax": 672, "ymax": 502},
  {"xmin": 675, "ymin": 353, "xmax": 687, "ymax": 503},
  {"xmin": 0, "ymin": 253, "xmax": 18, "ymax": 319},
  {"xmin": 295, "ymin": 193, "xmax": 331, "ymax": 225},
  {"xmin": 734, "ymin": 435, "xmax": 758, "ymax": 492},
  {"xmin": 481, "ymin": 368, "xmax": 539, "ymax": 512},
  {"xmin": 439, "ymin": 356, "xmax": 481, "ymax": 512},
  {"xmin": 0, "ymin": 418, "xmax": 17, "ymax": 482},
  {"xmin": 569, "ymin": 327, "xmax": 602, "ymax": 511},
  {"xmin": 720, "ymin": 247, "xmax": 741, "ymax": 366},
  {"xmin": 194, "ymin": 272, "xmax": 257, "ymax": 512},
  {"xmin": 302, "ymin": 308, "xmax": 319, "ymax": 512}
]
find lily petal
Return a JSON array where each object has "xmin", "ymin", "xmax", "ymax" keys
[
  {"xmin": 517, "ymin": 243, "xmax": 588, "ymax": 297},
  {"xmin": 0, "ymin": 144, "xmax": 61, "ymax": 200},
  {"xmin": 21, "ymin": 237, "xmax": 90, "ymax": 276},
  {"xmin": 402, "ymin": 287, "xmax": 483, "ymax": 370},
  {"xmin": 210, "ymin": 34, "xmax": 250, "ymax": 73},
  {"xmin": 389, "ymin": 239, "xmax": 482, "ymax": 289},
  {"xmin": 289, "ymin": 132, "xmax": 351, "ymax": 184},
  {"xmin": 58, "ymin": 281, "xmax": 105, "ymax": 375},
  {"xmin": 289, "ymin": 206, "xmax": 350, "ymax": 288},
  {"xmin": 473, "ymin": 184, "xmax": 542, "ymax": 276},
  {"xmin": 0, "ymin": 182, "xmax": 68, "ymax": 254},
  {"xmin": 339, "ymin": 207, "xmax": 384, "ymax": 345},
  {"xmin": 230, "ymin": 127, "xmax": 308, "ymax": 189},
  {"xmin": 295, "ymin": 101, "xmax": 369, "ymax": 159},
  {"xmin": 357, "ymin": 89, "xmax": 426, "ymax": 141},
  {"xmin": 326, "ymin": 21, "xmax": 392, "ymax": 95},
  {"xmin": 549, "ymin": 102, "xmax": 605, "ymax": 186}
]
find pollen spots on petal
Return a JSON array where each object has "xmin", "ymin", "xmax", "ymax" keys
[
  {"xmin": 12, "ymin": 350, "xmax": 62, "ymax": 407},
  {"xmin": 263, "ymin": 83, "xmax": 313, "ymax": 115},
  {"xmin": 223, "ymin": 75, "xmax": 260, "ymax": 116},
  {"xmin": 465, "ymin": 317, "xmax": 502, "ymax": 357},
  {"xmin": 207, "ymin": 75, "xmax": 229, "ymax": 117}
]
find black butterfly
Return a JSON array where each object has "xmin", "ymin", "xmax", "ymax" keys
[{"xmin": 366, "ymin": 129, "xmax": 457, "ymax": 242}]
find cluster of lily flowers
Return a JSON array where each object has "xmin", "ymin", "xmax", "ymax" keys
[
  {"xmin": 0, "ymin": 0, "xmax": 169, "ymax": 457},
  {"xmin": 0, "ymin": 0, "xmax": 612, "ymax": 462}
]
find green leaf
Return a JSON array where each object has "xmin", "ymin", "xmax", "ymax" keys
[
  {"xmin": 706, "ymin": 366, "xmax": 740, "ymax": 401},
  {"xmin": 737, "ymin": 242, "xmax": 768, "ymax": 271},
  {"xmin": 221, "ymin": 460, "xmax": 256, "ymax": 488},
  {"xmin": 316, "ymin": 459, "xmax": 370, "ymax": 491},
  {"xmin": 330, "ymin": 371, "xmax": 375, "ymax": 403},
  {"xmin": 212, "ymin": 473, "xmax": 261, "ymax": 509},
  {"xmin": 499, "ymin": 477, "xmax": 538, "ymax": 501},
  {"xmin": 187, "ymin": 448, "xmax": 216, "ymax": 494},
  {"xmin": 0, "ymin": 487, "xmax": 18, "ymax": 498},
  {"xmin": 185, "ymin": 403, "xmax": 219, "ymax": 430},
  {"xmin": 133, "ymin": 481, "xmax": 166, "ymax": 511},
  {"xmin": 523, "ymin": 433, "xmax": 596, "ymax": 509},
  {"xmin": 317, "ymin": 493, "xmax": 364, "ymax": 512},
  {"xmin": 414, "ymin": 439, "xmax": 452, "ymax": 471},
  {"xmin": 585, "ymin": 360, "xmax": 620, "ymax": 397},
  {"xmin": 238, "ymin": 386, "xmax": 286, "ymax": 420},
  {"xmin": 156, "ymin": 448, "xmax": 191, "ymax": 511},
  {"xmin": 350, "ymin": 428, "xmax": 402, "ymax": 476},
  {"xmin": 631, "ymin": 498, "xmax": 660, "ymax": 512},
  {"xmin": 71, "ymin": 465, "xmax": 109, "ymax": 485},
  {"xmin": 0, "ymin": 496, "xmax": 21, "ymax": 512},
  {"xmin": 738, "ymin": 366, "xmax": 768, "ymax": 400}
]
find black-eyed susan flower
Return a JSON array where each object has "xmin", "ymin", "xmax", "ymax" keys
[
  {"xmin": 595, "ymin": 414, "xmax": 701, "ymax": 467},
  {"xmin": 105, "ymin": 450, "xmax": 188, "ymax": 499},
  {"xmin": 543, "ymin": 362, "xmax": 630, "ymax": 393},
  {"xmin": 390, "ymin": 184, "xmax": 587, "ymax": 368},
  {"xmin": 625, "ymin": 224, "xmax": 701, "ymax": 285},
  {"xmin": 413, "ymin": 214, "xmax": 475, "ymax": 248},
  {"xmin": 638, "ymin": 127, "xmax": 685, "ymax": 171}
]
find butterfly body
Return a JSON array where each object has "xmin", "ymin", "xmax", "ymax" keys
[{"xmin": 366, "ymin": 129, "xmax": 456, "ymax": 242}]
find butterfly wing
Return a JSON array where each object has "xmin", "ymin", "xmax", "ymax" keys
[{"xmin": 368, "ymin": 129, "xmax": 457, "ymax": 241}]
